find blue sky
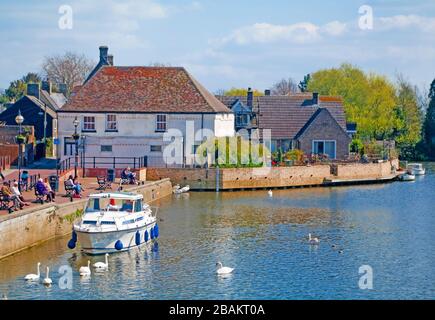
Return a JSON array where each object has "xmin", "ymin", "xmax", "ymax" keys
[{"xmin": 1, "ymin": 0, "xmax": 435, "ymax": 92}]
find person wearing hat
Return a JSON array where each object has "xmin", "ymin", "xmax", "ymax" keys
[{"xmin": 11, "ymin": 181, "xmax": 29, "ymax": 207}]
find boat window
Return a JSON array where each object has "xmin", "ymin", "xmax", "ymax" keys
[
  {"xmin": 123, "ymin": 219, "xmax": 135, "ymax": 225},
  {"xmin": 83, "ymin": 220, "xmax": 97, "ymax": 225},
  {"xmin": 135, "ymin": 200, "xmax": 142, "ymax": 212},
  {"xmin": 85, "ymin": 199, "xmax": 100, "ymax": 213},
  {"xmin": 121, "ymin": 200, "xmax": 134, "ymax": 213},
  {"xmin": 101, "ymin": 221, "xmax": 116, "ymax": 225}
]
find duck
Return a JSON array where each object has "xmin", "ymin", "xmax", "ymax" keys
[
  {"xmin": 42, "ymin": 267, "xmax": 52, "ymax": 286},
  {"xmin": 79, "ymin": 261, "xmax": 91, "ymax": 276},
  {"xmin": 268, "ymin": 190, "xmax": 273, "ymax": 197},
  {"xmin": 24, "ymin": 262, "xmax": 41, "ymax": 281},
  {"xmin": 216, "ymin": 262, "xmax": 234, "ymax": 275},
  {"xmin": 93, "ymin": 254, "xmax": 109, "ymax": 270},
  {"xmin": 308, "ymin": 233, "xmax": 320, "ymax": 245}
]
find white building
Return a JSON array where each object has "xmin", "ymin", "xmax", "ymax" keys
[{"xmin": 57, "ymin": 48, "xmax": 234, "ymax": 168}]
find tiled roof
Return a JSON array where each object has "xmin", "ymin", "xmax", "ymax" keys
[
  {"xmin": 216, "ymin": 94, "xmax": 347, "ymax": 140},
  {"xmin": 61, "ymin": 66, "xmax": 231, "ymax": 114}
]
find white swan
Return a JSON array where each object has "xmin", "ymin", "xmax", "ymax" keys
[
  {"xmin": 268, "ymin": 190, "xmax": 273, "ymax": 197},
  {"xmin": 24, "ymin": 262, "xmax": 41, "ymax": 281},
  {"xmin": 308, "ymin": 233, "xmax": 320, "ymax": 245},
  {"xmin": 79, "ymin": 261, "xmax": 91, "ymax": 276},
  {"xmin": 93, "ymin": 253, "xmax": 109, "ymax": 269},
  {"xmin": 42, "ymin": 267, "xmax": 52, "ymax": 286},
  {"xmin": 216, "ymin": 262, "xmax": 234, "ymax": 275}
]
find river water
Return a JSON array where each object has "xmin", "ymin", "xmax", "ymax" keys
[{"xmin": 0, "ymin": 163, "xmax": 434, "ymax": 300}]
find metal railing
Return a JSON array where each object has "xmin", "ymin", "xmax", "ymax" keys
[{"xmin": 58, "ymin": 156, "xmax": 148, "ymax": 172}]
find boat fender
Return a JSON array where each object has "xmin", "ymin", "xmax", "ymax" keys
[
  {"xmin": 154, "ymin": 224, "xmax": 159, "ymax": 238},
  {"xmin": 150, "ymin": 227, "xmax": 155, "ymax": 240},
  {"xmin": 71, "ymin": 231, "xmax": 77, "ymax": 242},
  {"xmin": 144, "ymin": 230, "xmax": 149, "ymax": 242},
  {"xmin": 67, "ymin": 239, "xmax": 76, "ymax": 250},
  {"xmin": 115, "ymin": 240, "xmax": 124, "ymax": 251},
  {"xmin": 135, "ymin": 231, "xmax": 141, "ymax": 246}
]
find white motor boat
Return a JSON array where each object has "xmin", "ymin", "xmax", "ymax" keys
[
  {"xmin": 407, "ymin": 163, "xmax": 426, "ymax": 176},
  {"xmin": 69, "ymin": 192, "xmax": 159, "ymax": 255},
  {"xmin": 399, "ymin": 173, "xmax": 416, "ymax": 182}
]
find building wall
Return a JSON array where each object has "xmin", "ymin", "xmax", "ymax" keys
[
  {"xmin": 297, "ymin": 110, "xmax": 351, "ymax": 159},
  {"xmin": 57, "ymin": 112, "xmax": 235, "ymax": 164},
  {"xmin": 0, "ymin": 97, "xmax": 55, "ymax": 142}
]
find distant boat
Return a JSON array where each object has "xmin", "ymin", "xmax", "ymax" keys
[
  {"xmin": 174, "ymin": 185, "xmax": 190, "ymax": 194},
  {"xmin": 399, "ymin": 173, "xmax": 415, "ymax": 182},
  {"xmin": 407, "ymin": 163, "xmax": 426, "ymax": 176}
]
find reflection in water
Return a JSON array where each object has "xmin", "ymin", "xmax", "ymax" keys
[{"xmin": 0, "ymin": 163, "xmax": 434, "ymax": 299}]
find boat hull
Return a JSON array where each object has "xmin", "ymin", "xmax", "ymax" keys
[
  {"xmin": 409, "ymin": 169, "xmax": 426, "ymax": 176},
  {"xmin": 75, "ymin": 223, "xmax": 156, "ymax": 255}
]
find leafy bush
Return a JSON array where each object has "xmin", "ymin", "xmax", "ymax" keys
[{"xmin": 196, "ymin": 136, "xmax": 269, "ymax": 168}]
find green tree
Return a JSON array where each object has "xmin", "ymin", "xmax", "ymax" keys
[
  {"xmin": 394, "ymin": 75, "xmax": 422, "ymax": 147},
  {"xmin": 298, "ymin": 74, "xmax": 311, "ymax": 92},
  {"xmin": 423, "ymin": 79, "xmax": 435, "ymax": 157},
  {"xmin": 224, "ymin": 88, "xmax": 264, "ymax": 96},
  {"xmin": 3, "ymin": 72, "xmax": 42, "ymax": 102},
  {"xmin": 307, "ymin": 63, "xmax": 410, "ymax": 142}
]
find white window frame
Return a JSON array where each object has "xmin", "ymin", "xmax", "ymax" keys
[
  {"xmin": 106, "ymin": 114, "xmax": 118, "ymax": 131},
  {"xmin": 83, "ymin": 116, "xmax": 96, "ymax": 132},
  {"xmin": 156, "ymin": 114, "xmax": 167, "ymax": 132},
  {"xmin": 312, "ymin": 140, "xmax": 337, "ymax": 159}
]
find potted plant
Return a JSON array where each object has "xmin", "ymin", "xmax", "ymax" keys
[{"xmin": 15, "ymin": 134, "xmax": 27, "ymax": 145}]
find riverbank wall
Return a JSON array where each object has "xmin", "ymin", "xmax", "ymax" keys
[
  {"xmin": 0, "ymin": 179, "xmax": 172, "ymax": 260},
  {"xmin": 147, "ymin": 159, "xmax": 399, "ymax": 190}
]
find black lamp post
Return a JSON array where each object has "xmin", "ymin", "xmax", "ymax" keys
[
  {"xmin": 15, "ymin": 110, "xmax": 24, "ymax": 191},
  {"xmin": 72, "ymin": 117, "xmax": 80, "ymax": 178}
]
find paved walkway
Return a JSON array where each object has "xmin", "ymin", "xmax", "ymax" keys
[{"xmin": 1, "ymin": 177, "xmax": 147, "ymax": 216}]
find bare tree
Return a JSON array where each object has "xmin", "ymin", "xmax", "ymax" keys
[
  {"xmin": 271, "ymin": 78, "xmax": 299, "ymax": 95},
  {"xmin": 41, "ymin": 52, "xmax": 94, "ymax": 97}
]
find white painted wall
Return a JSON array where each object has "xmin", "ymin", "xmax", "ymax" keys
[{"xmin": 57, "ymin": 112, "xmax": 234, "ymax": 166}]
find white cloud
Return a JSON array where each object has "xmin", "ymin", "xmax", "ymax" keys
[
  {"xmin": 212, "ymin": 20, "xmax": 347, "ymax": 46},
  {"xmin": 377, "ymin": 15, "xmax": 435, "ymax": 32}
]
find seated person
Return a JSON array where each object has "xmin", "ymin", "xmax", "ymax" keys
[
  {"xmin": 11, "ymin": 181, "xmax": 29, "ymax": 207},
  {"xmin": 43, "ymin": 178, "xmax": 56, "ymax": 201},
  {"xmin": 1, "ymin": 182, "xmax": 20, "ymax": 210},
  {"xmin": 73, "ymin": 177, "xmax": 84, "ymax": 198},
  {"xmin": 121, "ymin": 167, "xmax": 137, "ymax": 184},
  {"xmin": 35, "ymin": 178, "xmax": 53, "ymax": 202},
  {"xmin": 121, "ymin": 200, "xmax": 134, "ymax": 213}
]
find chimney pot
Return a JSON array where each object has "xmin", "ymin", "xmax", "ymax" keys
[
  {"xmin": 41, "ymin": 80, "xmax": 52, "ymax": 95},
  {"xmin": 27, "ymin": 83, "xmax": 40, "ymax": 100},
  {"xmin": 313, "ymin": 92, "xmax": 319, "ymax": 105},
  {"xmin": 59, "ymin": 83, "xmax": 68, "ymax": 96},
  {"xmin": 247, "ymin": 88, "xmax": 254, "ymax": 108},
  {"xmin": 107, "ymin": 55, "xmax": 114, "ymax": 66},
  {"xmin": 99, "ymin": 46, "xmax": 109, "ymax": 63},
  {"xmin": 265, "ymin": 89, "xmax": 271, "ymax": 96}
]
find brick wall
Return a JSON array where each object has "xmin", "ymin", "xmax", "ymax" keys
[
  {"xmin": 335, "ymin": 159, "xmax": 398, "ymax": 179},
  {"xmin": 297, "ymin": 109, "xmax": 351, "ymax": 159},
  {"xmin": 147, "ymin": 160, "xmax": 399, "ymax": 190}
]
